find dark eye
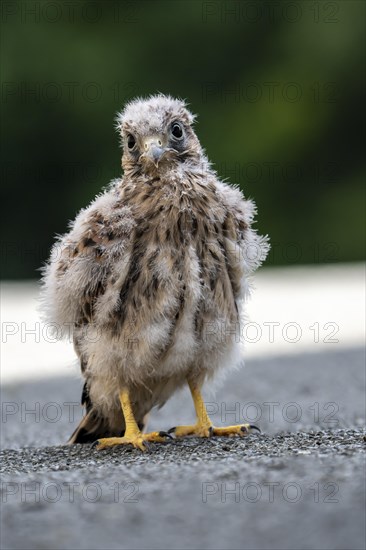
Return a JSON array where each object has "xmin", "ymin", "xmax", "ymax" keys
[
  {"xmin": 127, "ymin": 134, "xmax": 136, "ymax": 150},
  {"xmin": 171, "ymin": 122, "xmax": 183, "ymax": 139}
]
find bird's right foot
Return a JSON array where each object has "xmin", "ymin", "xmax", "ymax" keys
[{"xmin": 92, "ymin": 431, "xmax": 172, "ymax": 452}]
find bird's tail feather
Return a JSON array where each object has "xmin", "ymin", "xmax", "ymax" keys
[{"xmin": 67, "ymin": 410, "xmax": 121, "ymax": 444}]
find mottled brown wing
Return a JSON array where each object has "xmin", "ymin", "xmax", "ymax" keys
[{"xmin": 43, "ymin": 185, "xmax": 135, "ymax": 330}]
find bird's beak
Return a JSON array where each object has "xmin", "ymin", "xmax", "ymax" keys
[{"xmin": 143, "ymin": 137, "xmax": 164, "ymax": 166}]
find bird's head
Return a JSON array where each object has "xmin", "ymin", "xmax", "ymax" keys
[{"xmin": 116, "ymin": 94, "xmax": 202, "ymax": 177}]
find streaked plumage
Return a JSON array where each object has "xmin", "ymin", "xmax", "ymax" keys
[{"xmin": 41, "ymin": 95, "xmax": 269, "ymax": 447}]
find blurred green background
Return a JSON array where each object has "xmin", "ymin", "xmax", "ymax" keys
[{"xmin": 1, "ymin": 0, "xmax": 365, "ymax": 279}]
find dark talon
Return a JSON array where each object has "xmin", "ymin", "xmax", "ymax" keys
[
  {"xmin": 168, "ymin": 427, "xmax": 176, "ymax": 434},
  {"xmin": 159, "ymin": 431, "xmax": 174, "ymax": 440},
  {"xmin": 91, "ymin": 440, "xmax": 100, "ymax": 449},
  {"xmin": 249, "ymin": 425, "xmax": 261, "ymax": 433},
  {"xmin": 208, "ymin": 426, "xmax": 214, "ymax": 437}
]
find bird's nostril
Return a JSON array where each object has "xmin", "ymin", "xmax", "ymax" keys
[{"xmin": 158, "ymin": 140, "xmax": 162, "ymax": 146}]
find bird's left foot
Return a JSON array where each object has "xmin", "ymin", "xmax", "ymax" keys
[
  {"xmin": 212, "ymin": 424, "xmax": 260, "ymax": 437},
  {"xmin": 169, "ymin": 423, "xmax": 260, "ymax": 438}
]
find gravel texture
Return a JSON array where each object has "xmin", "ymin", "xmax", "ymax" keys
[
  {"xmin": 1, "ymin": 347, "xmax": 365, "ymax": 550},
  {"xmin": 1, "ymin": 430, "xmax": 365, "ymax": 475}
]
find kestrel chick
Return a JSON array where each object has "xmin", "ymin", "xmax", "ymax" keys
[{"xmin": 42, "ymin": 94, "xmax": 269, "ymax": 450}]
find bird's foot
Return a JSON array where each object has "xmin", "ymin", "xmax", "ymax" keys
[
  {"xmin": 169, "ymin": 423, "xmax": 260, "ymax": 438},
  {"xmin": 212, "ymin": 424, "xmax": 260, "ymax": 437},
  {"xmin": 93, "ymin": 431, "xmax": 172, "ymax": 451},
  {"xmin": 168, "ymin": 421, "xmax": 213, "ymax": 438}
]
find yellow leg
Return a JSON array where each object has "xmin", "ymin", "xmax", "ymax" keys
[
  {"xmin": 95, "ymin": 388, "xmax": 171, "ymax": 451},
  {"xmin": 169, "ymin": 379, "xmax": 260, "ymax": 439}
]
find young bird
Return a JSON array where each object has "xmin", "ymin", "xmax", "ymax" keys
[{"xmin": 41, "ymin": 94, "xmax": 269, "ymax": 450}]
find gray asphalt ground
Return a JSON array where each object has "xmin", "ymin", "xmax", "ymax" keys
[{"xmin": 1, "ymin": 347, "xmax": 365, "ymax": 550}]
